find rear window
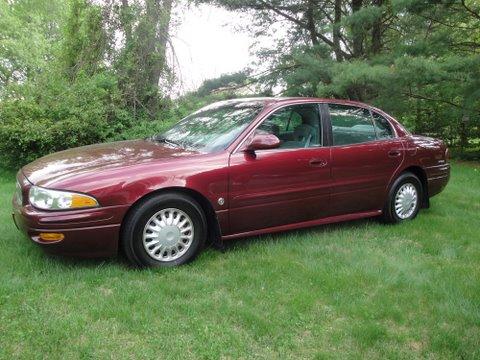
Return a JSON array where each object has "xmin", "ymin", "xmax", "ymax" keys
[
  {"xmin": 372, "ymin": 112, "xmax": 394, "ymax": 139},
  {"xmin": 329, "ymin": 104, "xmax": 376, "ymax": 145}
]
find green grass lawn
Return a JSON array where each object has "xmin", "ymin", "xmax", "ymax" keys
[{"xmin": 0, "ymin": 162, "xmax": 479, "ymax": 359}]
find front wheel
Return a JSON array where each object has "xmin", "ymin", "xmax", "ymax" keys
[
  {"xmin": 382, "ymin": 172, "xmax": 422, "ymax": 223},
  {"xmin": 121, "ymin": 193, "xmax": 207, "ymax": 267}
]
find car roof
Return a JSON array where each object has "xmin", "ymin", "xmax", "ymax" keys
[{"xmin": 210, "ymin": 97, "xmax": 371, "ymax": 108}]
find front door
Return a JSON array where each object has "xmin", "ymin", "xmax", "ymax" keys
[
  {"xmin": 227, "ymin": 103, "xmax": 332, "ymax": 235},
  {"xmin": 326, "ymin": 103, "xmax": 405, "ymax": 215}
]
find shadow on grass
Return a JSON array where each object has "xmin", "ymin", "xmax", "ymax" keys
[
  {"xmin": 41, "ymin": 249, "xmax": 132, "ymax": 270},
  {"xmin": 37, "ymin": 216, "xmax": 385, "ymax": 270},
  {"xmin": 216, "ymin": 217, "xmax": 382, "ymax": 253}
]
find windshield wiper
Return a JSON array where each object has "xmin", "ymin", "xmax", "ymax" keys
[{"xmin": 152, "ymin": 136, "xmax": 183, "ymax": 148}]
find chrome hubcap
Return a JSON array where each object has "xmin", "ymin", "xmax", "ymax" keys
[
  {"xmin": 142, "ymin": 208, "xmax": 194, "ymax": 261},
  {"xmin": 394, "ymin": 183, "xmax": 418, "ymax": 219}
]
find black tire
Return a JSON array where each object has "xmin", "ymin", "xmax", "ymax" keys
[
  {"xmin": 121, "ymin": 192, "xmax": 207, "ymax": 267},
  {"xmin": 382, "ymin": 172, "xmax": 423, "ymax": 223}
]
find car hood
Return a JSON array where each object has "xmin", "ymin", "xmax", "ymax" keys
[{"xmin": 22, "ymin": 139, "xmax": 200, "ymax": 186}]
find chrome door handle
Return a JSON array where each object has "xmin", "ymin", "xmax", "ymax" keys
[
  {"xmin": 388, "ymin": 150, "xmax": 402, "ymax": 158},
  {"xmin": 309, "ymin": 158, "xmax": 328, "ymax": 167}
]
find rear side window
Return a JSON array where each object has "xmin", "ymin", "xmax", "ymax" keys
[
  {"xmin": 372, "ymin": 112, "xmax": 394, "ymax": 139},
  {"xmin": 329, "ymin": 104, "xmax": 376, "ymax": 145}
]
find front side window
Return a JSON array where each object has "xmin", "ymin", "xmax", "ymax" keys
[
  {"xmin": 156, "ymin": 101, "xmax": 263, "ymax": 153},
  {"xmin": 372, "ymin": 112, "xmax": 394, "ymax": 139},
  {"xmin": 256, "ymin": 104, "xmax": 322, "ymax": 148},
  {"xmin": 329, "ymin": 104, "xmax": 376, "ymax": 145}
]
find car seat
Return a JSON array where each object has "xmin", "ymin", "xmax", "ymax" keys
[{"xmin": 293, "ymin": 110, "xmax": 319, "ymax": 147}]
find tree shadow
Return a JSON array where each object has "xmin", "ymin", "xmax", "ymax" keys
[
  {"xmin": 214, "ymin": 217, "xmax": 382, "ymax": 254},
  {"xmin": 39, "ymin": 217, "xmax": 384, "ymax": 269},
  {"xmin": 41, "ymin": 250, "xmax": 133, "ymax": 270}
]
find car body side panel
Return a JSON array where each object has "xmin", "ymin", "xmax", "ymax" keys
[
  {"xmin": 329, "ymin": 139, "xmax": 405, "ymax": 215},
  {"xmin": 400, "ymin": 135, "xmax": 450, "ymax": 198},
  {"xmin": 23, "ymin": 152, "xmax": 229, "ymax": 211},
  {"xmin": 222, "ymin": 210, "xmax": 381, "ymax": 241},
  {"xmin": 227, "ymin": 147, "xmax": 332, "ymax": 234},
  {"xmin": 15, "ymin": 152, "xmax": 232, "ymax": 255}
]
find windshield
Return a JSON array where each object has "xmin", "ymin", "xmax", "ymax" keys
[{"xmin": 155, "ymin": 101, "xmax": 263, "ymax": 153}]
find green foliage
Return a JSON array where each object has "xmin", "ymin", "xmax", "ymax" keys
[
  {"xmin": 109, "ymin": 119, "xmax": 174, "ymax": 141},
  {"xmin": 114, "ymin": 0, "xmax": 173, "ymax": 116},
  {"xmin": 61, "ymin": 0, "xmax": 107, "ymax": 77},
  {"xmin": 2, "ymin": 0, "xmax": 480, "ymax": 168},
  {"xmin": 0, "ymin": 71, "xmax": 131, "ymax": 167},
  {"xmin": 205, "ymin": 0, "xmax": 480, "ymax": 153},
  {"xmin": 0, "ymin": 0, "xmax": 177, "ymax": 169},
  {"xmin": 196, "ymin": 71, "xmax": 249, "ymax": 96},
  {"xmin": 0, "ymin": 0, "xmax": 66, "ymax": 89}
]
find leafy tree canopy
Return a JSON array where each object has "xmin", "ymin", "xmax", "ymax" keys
[{"xmin": 198, "ymin": 0, "xmax": 480, "ymax": 151}]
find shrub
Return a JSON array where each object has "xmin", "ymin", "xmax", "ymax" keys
[
  {"xmin": 0, "ymin": 71, "xmax": 132, "ymax": 168},
  {"xmin": 109, "ymin": 117, "xmax": 176, "ymax": 142},
  {"xmin": 0, "ymin": 71, "xmax": 234, "ymax": 169}
]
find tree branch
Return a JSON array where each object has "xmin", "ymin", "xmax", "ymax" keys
[
  {"xmin": 257, "ymin": 0, "xmax": 351, "ymax": 59},
  {"xmin": 212, "ymin": 64, "xmax": 299, "ymax": 93},
  {"xmin": 403, "ymin": 92, "xmax": 463, "ymax": 110},
  {"xmin": 417, "ymin": 13, "xmax": 477, "ymax": 30},
  {"xmin": 461, "ymin": 0, "xmax": 480, "ymax": 20}
]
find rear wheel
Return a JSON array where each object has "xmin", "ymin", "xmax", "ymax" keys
[
  {"xmin": 121, "ymin": 192, "xmax": 207, "ymax": 267},
  {"xmin": 382, "ymin": 172, "xmax": 422, "ymax": 223}
]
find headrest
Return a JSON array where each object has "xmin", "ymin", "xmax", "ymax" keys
[{"xmin": 297, "ymin": 110, "xmax": 319, "ymax": 127}]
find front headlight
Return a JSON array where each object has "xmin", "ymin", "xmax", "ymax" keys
[{"xmin": 29, "ymin": 186, "xmax": 99, "ymax": 211}]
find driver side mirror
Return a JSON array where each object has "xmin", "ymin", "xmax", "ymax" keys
[{"xmin": 245, "ymin": 133, "xmax": 281, "ymax": 152}]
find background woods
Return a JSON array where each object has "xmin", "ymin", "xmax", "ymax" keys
[
  {"xmin": 0, "ymin": 0, "xmax": 479, "ymax": 167},
  {"xmin": 0, "ymin": 0, "xmax": 177, "ymax": 166},
  {"xmin": 201, "ymin": 0, "xmax": 480, "ymax": 152}
]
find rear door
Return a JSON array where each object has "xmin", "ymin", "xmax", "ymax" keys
[
  {"xmin": 227, "ymin": 103, "xmax": 332, "ymax": 235},
  {"xmin": 326, "ymin": 103, "xmax": 404, "ymax": 215}
]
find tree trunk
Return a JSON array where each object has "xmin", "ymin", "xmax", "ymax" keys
[
  {"xmin": 351, "ymin": 0, "xmax": 363, "ymax": 58},
  {"xmin": 141, "ymin": 0, "xmax": 173, "ymax": 116},
  {"xmin": 371, "ymin": 0, "xmax": 383, "ymax": 54},
  {"xmin": 459, "ymin": 115, "xmax": 469, "ymax": 153},
  {"xmin": 306, "ymin": 0, "xmax": 319, "ymax": 46},
  {"xmin": 120, "ymin": 0, "xmax": 132, "ymax": 45},
  {"xmin": 333, "ymin": 0, "xmax": 342, "ymax": 61}
]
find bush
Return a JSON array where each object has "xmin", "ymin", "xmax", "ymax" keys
[
  {"xmin": 0, "ymin": 70, "xmax": 233, "ymax": 169},
  {"xmin": 109, "ymin": 118, "xmax": 176, "ymax": 142},
  {"xmin": 1, "ymin": 117, "xmax": 108, "ymax": 168},
  {"xmin": 0, "ymin": 72, "xmax": 132, "ymax": 168},
  {"xmin": 109, "ymin": 92, "xmax": 228, "ymax": 141},
  {"xmin": 450, "ymin": 145, "xmax": 480, "ymax": 162}
]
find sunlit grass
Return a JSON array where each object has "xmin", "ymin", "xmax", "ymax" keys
[{"xmin": 0, "ymin": 162, "xmax": 479, "ymax": 358}]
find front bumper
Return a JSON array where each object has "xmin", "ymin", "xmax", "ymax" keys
[{"xmin": 12, "ymin": 172, "xmax": 129, "ymax": 258}]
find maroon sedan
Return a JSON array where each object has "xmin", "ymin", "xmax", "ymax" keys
[{"xmin": 12, "ymin": 98, "xmax": 450, "ymax": 267}]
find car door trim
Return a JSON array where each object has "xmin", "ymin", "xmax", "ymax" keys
[{"xmin": 222, "ymin": 209, "xmax": 382, "ymax": 240}]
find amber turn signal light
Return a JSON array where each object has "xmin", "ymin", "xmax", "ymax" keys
[
  {"xmin": 71, "ymin": 195, "xmax": 98, "ymax": 208},
  {"xmin": 39, "ymin": 233, "xmax": 65, "ymax": 242}
]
